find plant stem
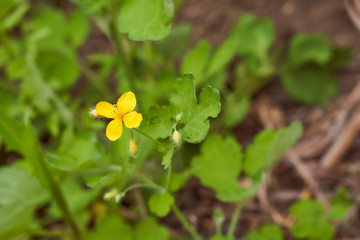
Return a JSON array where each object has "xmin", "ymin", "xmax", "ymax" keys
[
  {"xmin": 172, "ymin": 205, "xmax": 202, "ymax": 240},
  {"xmin": 129, "ymin": 170, "xmax": 163, "ymax": 191},
  {"xmin": 165, "ymin": 151, "xmax": 174, "ymax": 191},
  {"xmin": 134, "ymin": 128, "xmax": 166, "ymax": 148},
  {"xmin": 227, "ymin": 201, "xmax": 243, "ymax": 238}
]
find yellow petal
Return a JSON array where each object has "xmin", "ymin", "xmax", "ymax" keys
[
  {"xmin": 123, "ymin": 111, "xmax": 143, "ymax": 129},
  {"xmin": 96, "ymin": 101, "xmax": 117, "ymax": 119},
  {"xmin": 106, "ymin": 118, "xmax": 123, "ymax": 141},
  {"xmin": 117, "ymin": 91, "xmax": 136, "ymax": 115}
]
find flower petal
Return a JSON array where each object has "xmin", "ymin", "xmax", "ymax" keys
[
  {"xmin": 117, "ymin": 91, "xmax": 136, "ymax": 115},
  {"xmin": 106, "ymin": 119, "xmax": 123, "ymax": 141},
  {"xmin": 123, "ymin": 111, "xmax": 143, "ymax": 129},
  {"xmin": 96, "ymin": 101, "xmax": 117, "ymax": 118}
]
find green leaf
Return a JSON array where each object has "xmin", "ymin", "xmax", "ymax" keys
[
  {"xmin": 37, "ymin": 51, "xmax": 80, "ymax": 90},
  {"xmin": 69, "ymin": 9, "xmax": 90, "ymax": 48},
  {"xmin": 170, "ymin": 74, "xmax": 221, "ymax": 143},
  {"xmin": 288, "ymin": 33, "xmax": 331, "ymax": 67},
  {"xmin": 156, "ymin": 23, "xmax": 192, "ymax": 59},
  {"xmin": 84, "ymin": 215, "xmax": 133, "ymax": 240},
  {"xmin": 210, "ymin": 235, "xmax": 234, "ymax": 240},
  {"xmin": 191, "ymin": 134, "xmax": 260, "ymax": 202},
  {"xmin": 118, "ymin": 0, "xmax": 174, "ymax": 41},
  {"xmin": 0, "ymin": 109, "xmax": 25, "ymax": 153},
  {"xmin": 134, "ymin": 218, "xmax": 170, "ymax": 240},
  {"xmin": 49, "ymin": 178, "xmax": 100, "ymax": 218},
  {"xmin": 290, "ymin": 199, "xmax": 334, "ymax": 240},
  {"xmin": 244, "ymin": 224, "xmax": 283, "ymax": 240},
  {"xmin": 181, "ymin": 39, "xmax": 211, "ymax": 85},
  {"xmin": 329, "ymin": 186, "xmax": 352, "ymax": 221},
  {"xmin": 140, "ymin": 105, "xmax": 176, "ymax": 139},
  {"xmin": 206, "ymin": 32, "xmax": 237, "ymax": 78},
  {"xmin": 236, "ymin": 14, "xmax": 274, "ymax": 59},
  {"xmin": 0, "ymin": 165, "xmax": 47, "ymax": 239},
  {"xmin": 280, "ymin": 64, "xmax": 338, "ymax": 104},
  {"xmin": 148, "ymin": 192, "xmax": 174, "ymax": 217},
  {"xmin": 1, "ymin": 1, "xmax": 29, "ymax": 30},
  {"xmin": 244, "ymin": 122, "xmax": 303, "ymax": 176},
  {"xmin": 223, "ymin": 95, "xmax": 249, "ymax": 128}
]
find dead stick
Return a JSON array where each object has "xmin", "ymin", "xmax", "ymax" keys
[{"xmin": 321, "ymin": 106, "xmax": 360, "ymax": 169}]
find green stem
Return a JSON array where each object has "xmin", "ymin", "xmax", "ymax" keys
[
  {"xmin": 227, "ymin": 201, "xmax": 243, "ymax": 237},
  {"xmin": 129, "ymin": 170, "xmax": 163, "ymax": 191},
  {"xmin": 134, "ymin": 128, "xmax": 166, "ymax": 148},
  {"xmin": 172, "ymin": 205, "xmax": 202, "ymax": 240},
  {"xmin": 165, "ymin": 151, "xmax": 174, "ymax": 191},
  {"xmin": 123, "ymin": 183, "xmax": 157, "ymax": 194}
]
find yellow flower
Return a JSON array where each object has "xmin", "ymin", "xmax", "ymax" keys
[{"xmin": 96, "ymin": 91, "xmax": 143, "ymax": 141}]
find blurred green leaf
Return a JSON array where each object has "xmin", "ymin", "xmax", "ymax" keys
[
  {"xmin": 0, "ymin": 109, "xmax": 25, "ymax": 153},
  {"xmin": 170, "ymin": 74, "xmax": 221, "ymax": 143},
  {"xmin": 1, "ymin": 1, "xmax": 29, "ymax": 30},
  {"xmin": 210, "ymin": 236, "xmax": 234, "ymax": 240},
  {"xmin": 148, "ymin": 192, "xmax": 174, "ymax": 217},
  {"xmin": 288, "ymin": 33, "xmax": 331, "ymax": 67},
  {"xmin": 134, "ymin": 218, "xmax": 170, "ymax": 240},
  {"xmin": 223, "ymin": 95, "xmax": 249, "ymax": 128},
  {"xmin": 236, "ymin": 14, "xmax": 274, "ymax": 59},
  {"xmin": 329, "ymin": 186, "xmax": 352, "ymax": 221},
  {"xmin": 244, "ymin": 224, "xmax": 283, "ymax": 240},
  {"xmin": 161, "ymin": 145, "xmax": 174, "ymax": 169},
  {"xmin": 69, "ymin": 9, "xmax": 90, "ymax": 48},
  {"xmin": 244, "ymin": 122, "xmax": 303, "ymax": 176},
  {"xmin": 84, "ymin": 215, "xmax": 133, "ymax": 240},
  {"xmin": 49, "ymin": 178, "xmax": 100, "ymax": 218},
  {"xmin": 206, "ymin": 32, "xmax": 237, "ymax": 78},
  {"xmin": 280, "ymin": 64, "xmax": 338, "ymax": 104},
  {"xmin": 290, "ymin": 199, "xmax": 334, "ymax": 240},
  {"xmin": 118, "ymin": 0, "xmax": 174, "ymax": 41},
  {"xmin": 0, "ymin": 165, "xmax": 47, "ymax": 239},
  {"xmin": 181, "ymin": 39, "xmax": 211, "ymax": 84},
  {"xmin": 156, "ymin": 23, "xmax": 192, "ymax": 58}
]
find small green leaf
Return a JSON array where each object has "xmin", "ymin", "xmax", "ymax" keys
[
  {"xmin": 244, "ymin": 122, "xmax": 303, "ymax": 176},
  {"xmin": 170, "ymin": 74, "xmax": 221, "ymax": 143},
  {"xmin": 290, "ymin": 199, "xmax": 334, "ymax": 240},
  {"xmin": 0, "ymin": 165, "xmax": 47, "ymax": 239},
  {"xmin": 134, "ymin": 218, "xmax": 170, "ymax": 240},
  {"xmin": 329, "ymin": 186, "xmax": 352, "ymax": 221},
  {"xmin": 223, "ymin": 95, "xmax": 249, "ymax": 128},
  {"xmin": 69, "ymin": 9, "xmax": 90, "ymax": 48},
  {"xmin": 148, "ymin": 192, "xmax": 174, "ymax": 217},
  {"xmin": 244, "ymin": 224, "xmax": 283, "ymax": 240},
  {"xmin": 288, "ymin": 33, "xmax": 331, "ymax": 67},
  {"xmin": 181, "ymin": 39, "xmax": 211, "ymax": 84},
  {"xmin": 84, "ymin": 215, "xmax": 133, "ymax": 240},
  {"xmin": 236, "ymin": 14, "xmax": 274, "ymax": 59},
  {"xmin": 280, "ymin": 64, "xmax": 338, "ymax": 104},
  {"xmin": 118, "ymin": 0, "xmax": 173, "ymax": 41}
]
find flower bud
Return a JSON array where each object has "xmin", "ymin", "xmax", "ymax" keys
[
  {"xmin": 129, "ymin": 139, "xmax": 138, "ymax": 157},
  {"xmin": 176, "ymin": 113, "xmax": 182, "ymax": 123},
  {"xmin": 103, "ymin": 188, "xmax": 124, "ymax": 203},
  {"xmin": 172, "ymin": 129, "xmax": 181, "ymax": 145},
  {"xmin": 89, "ymin": 107, "xmax": 102, "ymax": 118}
]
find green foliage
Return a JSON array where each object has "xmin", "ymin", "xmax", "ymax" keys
[
  {"xmin": 84, "ymin": 215, "xmax": 133, "ymax": 240},
  {"xmin": 244, "ymin": 122, "xmax": 303, "ymax": 176},
  {"xmin": 329, "ymin": 186, "xmax": 352, "ymax": 221},
  {"xmin": 289, "ymin": 199, "xmax": 334, "ymax": 240},
  {"xmin": 244, "ymin": 224, "xmax": 283, "ymax": 240},
  {"xmin": 134, "ymin": 218, "xmax": 170, "ymax": 240},
  {"xmin": 118, "ymin": 0, "xmax": 174, "ymax": 41},
  {"xmin": 0, "ymin": 110, "xmax": 25, "ymax": 153},
  {"xmin": 0, "ymin": 165, "xmax": 47, "ymax": 239},
  {"xmin": 280, "ymin": 33, "xmax": 351, "ymax": 104},
  {"xmin": 148, "ymin": 192, "xmax": 174, "ymax": 217},
  {"xmin": 170, "ymin": 74, "xmax": 221, "ymax": 143}
]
